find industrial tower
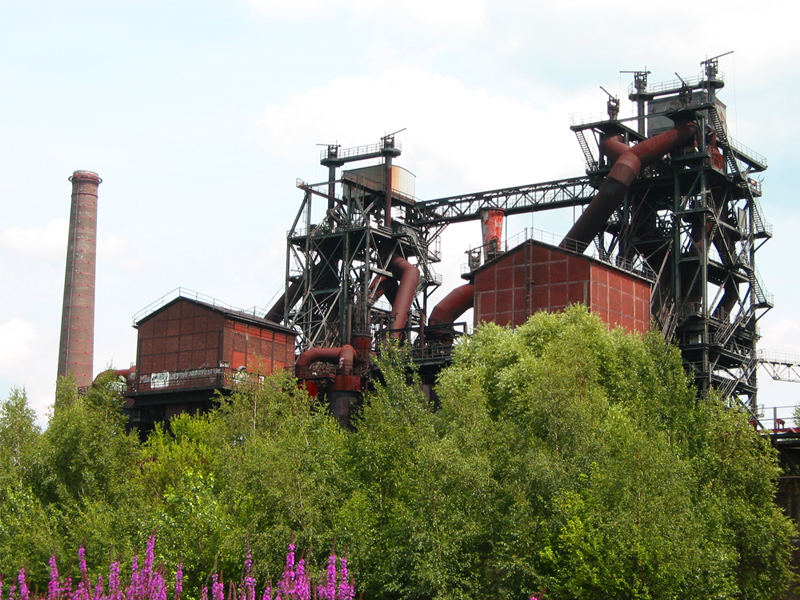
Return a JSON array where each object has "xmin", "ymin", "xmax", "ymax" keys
[
  {"xmin": 271, "ymin": 56, "xmax": 770, "ymax": 421},
  {"xmin": 569, "ymin": 55, "xmax": 770, "ymax": 413}
]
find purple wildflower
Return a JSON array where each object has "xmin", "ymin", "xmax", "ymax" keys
[
  {"xmin": 212, "ymin": 574, "xmax": 224, "ymax": 600},
  {"xmin": 285, "ymin": 545, "xmax": 295, "ymax": 572},
  {"xmin": 108, "ymin": 561, "xmax": 120, "ymax": 600},
  {"xmin": 337, "ymin": 558, "xmax": 353, "ymax": 600},
  {"xmin": 127, "ymin": 555, "xmax": 139, "ymax": 600},
  {"xmin": 294, "ymin": 559, "xmax": 309, "ymax": 600},
  {"xmin": 48, "ymin": 555, "xmax": 60, "ymax": 600},
  {"xmin": 174, "ymin": 563, "xmax": 183, "ymax": 600},
  {"xmin": 201, "ymin": 586, "xmax": 209, "ymax": 600},
  {"xmin": 78, "ymin": 548, "xmax": 88, "ymax": 582},
  {"xmin": 92, "ymin": 576, "xmax": 104, "ymax": 600},
  {"xmin": 144, "ymin": 536, "xmax": 155, "ymax": 574},
  {"xmin": 242, "ymin": 550, "xmax": 256, "ymax": 600},
  {"xmin": 17, "ymin": 568, "xmax": 29, "ymax": 600},
  {"xmin": 277, "ymin": 545, "xmax": 297, "ymax": 599},
  {"xmin": 73, "ymin": 547, "xmax": 90, "ymax": 600},
  {"xmin": 260, "ymin": 583, "xmax": 272, "ymax": 600},
  {"xmin": 325, "ymin": 555, "xmax": 336, "ymax": 600}
]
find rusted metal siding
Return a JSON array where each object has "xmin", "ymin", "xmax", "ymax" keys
[
  {"xmin": 589, "ymin": 264, "xmax": 650, "ymax": 333},
  {"xmin": 133, "ymin": 298, "xmax": 295, "ymax": 395},
  {"xmin": 223, "ymin": 319, "xmax": 294, "ymax": 374},
  {"xmin": 474, "ymin": 240, "xmax": 650, "ymax": 334},
  {"xmin": 136, "ymin": 300, "xmax": 224, "ymax": 376}
]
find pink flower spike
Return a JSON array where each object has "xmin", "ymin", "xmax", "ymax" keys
[
  {"xmin": 18, "ymin": 567, "xmax": 30, "ymax": 600},
  {"xmin": 48, "ymin": 555, "xmax": 60, "ymax": 600},
  {"xmin": 93, "ymin": 576, "xmax": 104, "ymax": 600},
  {"xmin": 175, "ymin": 563, "xmax": 183, "ymax": 600},
  {"xmin": 78, "ymin": 547, "xmax": 88, "ymax": 583}
]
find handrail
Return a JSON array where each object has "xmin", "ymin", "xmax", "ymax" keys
[
  {"xmin": 461, "ymin": 227, "xmax": 656, "ymax": 282},
  {"xmin": 319, "ymin": 140, "xmax": 403, "ymax": 162},
  {"xmin": 132, "ymin": 287, "xmax": 262, "ymax": 326}
]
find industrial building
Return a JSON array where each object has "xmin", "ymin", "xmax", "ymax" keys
[
  {"xmin": 264, "ymin": 57, "xmax": 768, "ymax": 427},
  {"xmin": 123, "ymin": 291, "xmax": 295, "ymax": 432},
  {"xmin": 53, "ymin": 56, "xmax": 785, "ymax": 431},
  {"xmin": 472, "ymin": 238, "xmax": 652, "ymax": 334}
]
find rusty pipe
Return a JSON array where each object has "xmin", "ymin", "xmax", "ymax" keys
[
  {"xmin": 562, "ymin": 121, "xmax": 697, "ymax": 252},
  {"xmin": 295, "ymin": 345, "xmax": 356, "ymax": 377},
  {"xmin": 428, "ymin": 283, "xmax": 475, "ymax": 326},
  {"xmin": 601, "ymin": 134, "xmax": 631, "ymax": 162},
  {"xmin": 369, "ymin": 275, "xmax": 399, "ymax": 305},
  {"xmin": 388, "ymin": 255, "xmax": 419, "ymax": 337}
]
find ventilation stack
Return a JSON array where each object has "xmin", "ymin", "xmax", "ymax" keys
[
  {"xmin": 480, "ymin": 207, "xmax": 505, "ymax": 260},
  {"xmin": 57, "ymin": 170, "xmax": 101, "ymax": 389}
]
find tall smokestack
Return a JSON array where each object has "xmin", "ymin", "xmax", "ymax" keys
[{"xmin": 57, "ymin": 170, "xmax": 101, "ymax": 389}]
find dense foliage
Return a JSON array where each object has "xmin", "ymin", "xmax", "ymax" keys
[{"xmin": 0, "ymin": 307, "xmax": 793, "ymax": 600}]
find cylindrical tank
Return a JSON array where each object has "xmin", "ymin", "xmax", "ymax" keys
[
  {"xmin": 57, "ymin": 170, "xmax": 101, "ymax": 389},
  {"xmin": 480, "ymin": 208, "xmax": 505, "ymax": 260}
]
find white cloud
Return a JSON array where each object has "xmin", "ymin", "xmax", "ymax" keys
[
  {"xmin": 0, "ymin": 318, "xmax": 37, "ymax": 371},
  {"xmin": 261, "ymin": 66, "xmax": 588, "ymax": 194},
  {"xmin": 249, "ymin": 0, "xmax": 486, "ymax": 30},
  {"xmin": 0, "ymin": 218, "xmax": 67, "ymax": 259}
]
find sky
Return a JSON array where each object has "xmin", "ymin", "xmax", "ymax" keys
[{"xmin": 1, "ymin": 0, "xmax": 798, "ymax": 426}]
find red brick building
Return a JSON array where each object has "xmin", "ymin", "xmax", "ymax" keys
[
  {"xmin": 473, "ymin": 240, "xmax": 651, "ymax": 334},
  {"xmin": 125, "ymin": 293, "xmax": 296, "ymax": 432}
]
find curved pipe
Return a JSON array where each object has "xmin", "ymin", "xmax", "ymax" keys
[
  {"xmin": 369, "ymin": 275, "xmax": 398, "ymax": 305},
  {"xmin": 388, "ymin": 255, "xmax": 420, "ymax": 337},
  {"xmin": 601, "ymin": 134, "xmax": 630, "ymax": 162},
  {"xmin": 428, "ymin": 283, "xmax": 475, "ymax": 326},
  {"xmin": 562, "ymin": 121, "xmax": 698, "ymax": 252},
  {"xmin": 295, "ymin": 344, "xmax": 355, "ymax": 377}
]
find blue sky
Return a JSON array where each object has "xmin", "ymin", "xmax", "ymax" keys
[{"xmin": 2, "ymin": 0, "xmax": 798, "ymax": 424}]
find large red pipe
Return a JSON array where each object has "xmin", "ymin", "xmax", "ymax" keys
[
  {"xmin": 388, "ymin": 255, "xmax": 419, "ymax": 337},
  {"xmin": 295, "ymin": 345, "xmax": 355, "ymax": 377},
  {"xmin": 601, "ymin": 134, "xmax": 631, "ymax": 162},
  {"xmin": 369, "ymin": 275, "xmax": 398, "ymax": 305},
  {"xmin": 428, "ymin": 283, "xmax": 475, "ymax": 326},
  {"xmin": 562, "ymin": 121, "xmax": 697, "ymax": 252}
]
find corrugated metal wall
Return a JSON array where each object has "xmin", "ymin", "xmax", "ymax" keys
[{"xmin": 474, "ymin": 241, "xmax": 650, "ymax": 334}]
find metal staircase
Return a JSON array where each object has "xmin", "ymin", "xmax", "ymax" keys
[
  {"xmin": 574, "ymin": 130, "xmax": 598, "ymax": 171},
  {"xmin": 718, "ymin": 354, "xmax": 759, "ymax": 400}
]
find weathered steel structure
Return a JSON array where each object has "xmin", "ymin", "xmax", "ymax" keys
[
  {"xmin": 567, "ymin": 57, "xmax": 770, "ymax": 413},
  {"xmin": 275, "ymin": 57, "xmax": 771, "ymax": 422},
  {"xmin": 125, "ymin": 290, "xmax": 296, "ymax": 432}
]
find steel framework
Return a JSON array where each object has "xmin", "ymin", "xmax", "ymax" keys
[
  {"xmin": 277, "ymin": 59, "xmax": 771, "ymax": 414},
  {"xmin": 280, "ymin": 136, "xmax": 443, "ymax": 355},
  {"xmin": 569, "ymin": 60, "xmax": 771, "ymax": 413}
]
